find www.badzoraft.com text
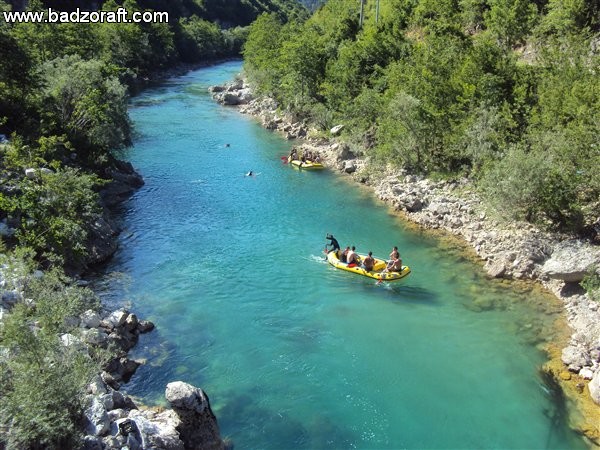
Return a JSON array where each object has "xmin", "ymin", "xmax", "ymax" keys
[{"xmin": 2, "ymin": 8, "xmax": 169, "ymax": 24}]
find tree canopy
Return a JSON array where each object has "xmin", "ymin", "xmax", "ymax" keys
[{"xmin": 243, "ymin": 0, "xmax": 600, "ymax": 234}]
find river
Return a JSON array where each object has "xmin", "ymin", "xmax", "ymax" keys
[{"xmin": 97, "ymin": 61, "xmax": 587, "ymax": 449}]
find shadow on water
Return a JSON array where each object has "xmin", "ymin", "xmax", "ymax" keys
[
  {"xmin": 538, "ymin": 369, "xmax": 582, "ymax": 449},
  {"xmin": 356, "ymin": 281, "xmax": 440, "ymax": 306},
  {"xmin": 218, "ymin": 391, "xmax": 359, "ymax": 449},
  {"xmin": 387, "ymin": 283, "xmax": 440, "ymax": 305}
]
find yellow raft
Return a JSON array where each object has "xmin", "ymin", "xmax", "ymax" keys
[
  {"xmin": 326, "ymin": 250, "xmax": 411, "ymax": 282},
  {"xmin": 289, "ymin": 157, "xmax": 325, "ymax": 170}
]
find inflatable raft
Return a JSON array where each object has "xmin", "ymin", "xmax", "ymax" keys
[
  {"xmin": 326, "ymin": 250, "xmax": 411, "ymax": 282},
  {"xmin": 289, "ymin": 157, "xmax": 325, "ymax": 170}
]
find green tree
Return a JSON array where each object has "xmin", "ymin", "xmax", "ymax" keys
[
  {"xmin": 243, "ymin": 13, "xmax": 285, "ymax": 94},
  {"xmin": 39, "ymin": 55, "xmax": 131, "ymax": 163},
  {"xmin": 0, "ymin": 260, "xmax": 101, "ymax": 449},
  {"xmin": 479, "ymin": 137, "xmax": 584, "ymax": 231},
  {"xmin": 537, "ymin": 0, "xmax": 600, "ymax": 35},
  {"xmin": 485, "ymin": 0, "xmax": 538, "ymax": 47},
  {"xmin": 0, "ymin": 27, "xmax": 38, "ymax": 137},
  {"xmin": 13, "ymin": 167, "xmax": 103, "ymax": 265},
  {"xmin": 278, "ymin": 23, "xmax": 326, "ymax": 108},
  {"xmin": 459, "ymin": 0, "xmax": 489, "ymax": 33},
  {"xmin": 376, "ymin": 92, "xmax": 433, "ymax": 171},
  {"xmin": 176, "ymin": 15, "xmax": 225, "ymax": 62}
]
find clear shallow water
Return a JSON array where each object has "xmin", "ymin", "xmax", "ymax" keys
[{"xmin": 98, "ymin": 61, "xmax": 587, "ymax": 449}]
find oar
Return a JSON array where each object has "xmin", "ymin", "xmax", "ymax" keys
[{"xmin": 280, "ymin": 156, "xmax": 289, "ymax": 164}]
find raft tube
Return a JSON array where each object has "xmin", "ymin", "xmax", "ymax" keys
[
  {"xmin": 326, "ymin": 250, "xmax": 411, "ymax": 282},
  {"xmin": 289, "ymin": 158, "xmax": 325, "ymax": 170}
]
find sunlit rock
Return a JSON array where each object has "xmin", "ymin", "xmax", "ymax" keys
[
  {"xmin": 165, "ymin": 381, "xmax": 225, "ymax": 450},
  {"xmin": 589, "ymin": 370, "xmax": 600, "ymax": 405}
]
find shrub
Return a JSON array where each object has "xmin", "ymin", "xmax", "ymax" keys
[
  {"xmin": 581, "ymin": 266, "xmax": 600, "ymax": 303},
  {"xmin": 0, "ymin": 258, "xmax": 101, "ymax": 449}
]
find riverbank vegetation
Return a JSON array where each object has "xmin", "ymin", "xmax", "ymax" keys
[
  {"xmin": 0, "ymin": 250, "xmax": 104, "ymax": 449},
  {"xmin": 243, "ymin": 0, "xmax": 600, "ymax": 235},
  {"xmin": 1, "ymin": 0, "xmax": 305, "ymax": 447},
  {"xmin": 1, "ymin": 0, "xmax": 305, "ymax": 261}
]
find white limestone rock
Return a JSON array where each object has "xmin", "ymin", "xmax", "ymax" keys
[
  {"xmin": 105, "ymin": 309, "xmax": 129, "ymax": 328},
  {"xmin": 541, "ymin": 240, "xmax": 600, "ymax": 282},
  {"xmin": 85, "ymin": 396, "xmax": 110, "ymax": 437},
  {"xmin": 81, "ymin": 309, "xmax": 101, "ymax": 329},
  {"xmin": 330, "ymin": 124, "xmax": 345, "ymax": 135},
  {"xmin": 589, "ymin": 370, "xmax": 600, "ymax": 405},
  {"xmin": 127, "ymin": 409, "xmax": 184, "ymax": 450}
]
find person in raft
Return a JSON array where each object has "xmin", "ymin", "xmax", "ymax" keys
[
  {"xmin": 383, "ymin": 254, "xmax": 402, "ymax": 273},
  {"xmin": 340, "ymin": 246, "xmax": 350, "ymax": 263},
  {"xmin": 325, "ymin": 234, "xmax": 340, "ymax": 254},
  {"xmin": 346, "ymin": 246, "xmax": 359, "ymax": 265},
  {"xmin": 362, "ymin": 251, "xmax": 375, "ymax": 271},
  {"xmin": 389, "ymin": 246, "xmax": 400, "ymax": 261}
]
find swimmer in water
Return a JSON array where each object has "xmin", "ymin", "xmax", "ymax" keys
[{"xmin": 246, "ymin": 171, "xmax": 253, "ymax": 177}]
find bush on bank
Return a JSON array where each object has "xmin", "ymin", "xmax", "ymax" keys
[{"xmin": 0, "ymin": 250, "xmax": 103, "ymax": 449}]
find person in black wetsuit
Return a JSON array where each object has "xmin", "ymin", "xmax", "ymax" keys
[{"xmin": 325, "ymin": 234, "xmax": 340, "ymax": 254}]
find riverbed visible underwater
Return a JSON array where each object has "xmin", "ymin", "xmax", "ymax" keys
[{"xmin": 97, "ymin": 61, "xmax": 588, "ymax": 449}]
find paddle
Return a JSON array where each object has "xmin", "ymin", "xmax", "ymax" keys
[{"xmin": 280, "ymin": 156, "xmax": 289, "ymax": 164}]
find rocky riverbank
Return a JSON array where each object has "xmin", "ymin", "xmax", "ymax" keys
[
  {"xmin": 212, "ymin": 79, "xmax": 600, "ymax": 445},
  {"xmin": 0, "ymin": 159, "xmax": 228, "ymax": 449}
]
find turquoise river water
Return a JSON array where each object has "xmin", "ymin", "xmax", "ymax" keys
[{"xmin": 97, "ymin": 61, "xmax": 588, "ymax": 449}]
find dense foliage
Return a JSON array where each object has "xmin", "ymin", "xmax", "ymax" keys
[
  {"xmin": 0, "ymin": 251, "xmax": 103, "ymax": 449},
  {"xmin": 243, "ymin": 0, "xmax": 600, "ymax": 234},
  {"xmin": 0, "ymin": 0, "xmax": 306, "ymax": 262}
]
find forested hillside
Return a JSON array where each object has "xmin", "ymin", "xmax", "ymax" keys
[{"xmin": 244, "ymin": 0, "xmax": 600, "ymax": 235}]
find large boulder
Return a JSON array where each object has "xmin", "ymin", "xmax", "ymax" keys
[
  {"xmin": 208, "ymin": 85, "xmax": 224, "ymax": 93},
  {"xmin": 85, "ymin": 217, "xmax": 118, "ymax": 266},
  {"xmin": 85, "ymin": 396, "xmax": 110, "ymax": 437},
  {"xmin": 81, "ymin": 309, "xmax": 102, "ymax": 328},
  {"xmin": 165, "ymin": 382, "xmax": 225, "ymax": 450},
  {"xmin": 561, "ymin": 345, "xmax": 591, "ymax": 371},
  {"xmin": 541, "ymin": 240, "xmax": 600, "ymax": 283},
  {"xmin": 343, "ymin": 160, "xmax": 356, "ymax": 174},
  {"xmin": 0, "ymin": 220, "xmax": 15, "ymax": 237},
  {"xmin": 221, "ymin": 93, "xmax": 241, "ymax": 105},
  {"xmin": 99, "ymin": 160, "xmax": 144, "ymax": 207},
  {"xmin": 485, "ymin": 258, "xmax": 507, "ymax": 278},
  {"xmin": 105, "ymin": 309, "xmax": 129, "ymax": 329}
]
